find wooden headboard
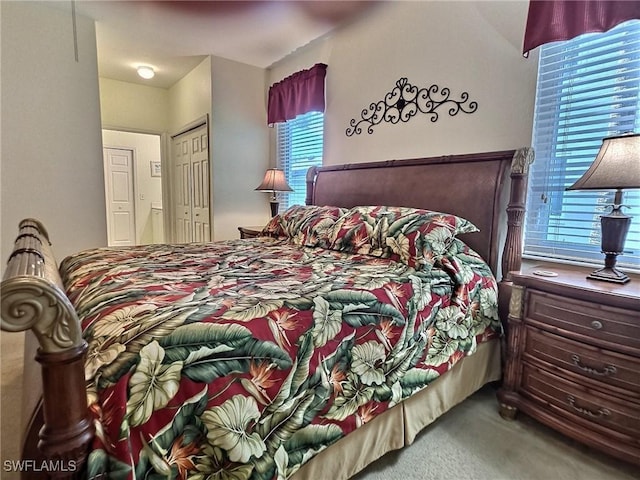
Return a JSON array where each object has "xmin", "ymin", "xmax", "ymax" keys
[{"xmin": 306, "ymin": 148, "xmax": 534, "ymax": 284}]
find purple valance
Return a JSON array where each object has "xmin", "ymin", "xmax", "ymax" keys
[
  {"xmin": 523, "ymin": 0, "xmax": 640, "ymax": 56},
  {"xmin": 267, "ymin": 63, "xmax": 327, "ymax": 125}
]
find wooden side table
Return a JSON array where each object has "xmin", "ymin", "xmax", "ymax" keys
[
  {"xmin": 238, "ymin": 226, "xmax": 264, "ymax": 239},
  {"xmin": 497, "ymin": 264, "xmax": 640, "ymax": 466}
]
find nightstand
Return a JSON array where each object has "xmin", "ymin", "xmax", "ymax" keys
[
  {"xmin": 238, "ymin": 226, "xmax": 264, "ymax": 239},
  {"xmin": 497, "ymin": 265, "xmax": 640, "ymax": 466}
]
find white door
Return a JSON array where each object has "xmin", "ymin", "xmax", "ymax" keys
[
  {"xmin": 171, "ymin": 124, "xmax": 210, "ymax": 243},
  {"xmin": 104, "ymin": 148, "xmax": 136, "ymax": 246},
  {"xmin": 190, "ymin": 128, "xmax": 210, "ymax": 242},
  {"xmin": 173, "ymin": 137, "xmax": 192, "ymax": 243}
]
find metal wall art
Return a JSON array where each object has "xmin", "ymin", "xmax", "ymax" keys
[{"xmin": 346, "ymin": 77, "xmax": 478, "ymax": 136}]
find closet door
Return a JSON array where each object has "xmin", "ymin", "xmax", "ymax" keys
[
  {"xmin": 171, "ymin": 123, "xmax": 210, "ymax": 243},
  {"xmin": 173, "ymin": 135, "xmax": 192, "ymax": 243},
  {"xmin": 190, "ymin": 127, "xmax": 210, "ymax": 242}
]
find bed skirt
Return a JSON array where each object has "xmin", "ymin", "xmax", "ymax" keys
[{"xmin": 292, "ymin": 338, "xmax": 501, "ymax": 479}]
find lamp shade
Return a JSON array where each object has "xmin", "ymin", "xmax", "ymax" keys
[
  {"xmin": 567, "ymin": 133, "xmax": 640, "ymax": 191},
  {"xmin": 255, "ymin": 169, "xmax": 293, "ymax": 192}
]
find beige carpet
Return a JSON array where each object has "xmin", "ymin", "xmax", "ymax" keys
[
  {"xmin": 354, "ymin": 385, "xmax": 639, "ymax": 480},
  {"xmin": 1, "ymin": 331, "xmax": 638, "ymax": 480}
]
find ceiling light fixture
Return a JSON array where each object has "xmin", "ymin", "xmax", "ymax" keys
[{"xmin": 137, "ymin": 66, "xmax": 155, "ymax": 79}]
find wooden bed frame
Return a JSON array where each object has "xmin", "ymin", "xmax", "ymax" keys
[{"xmin": 1, "ymin": 147, "xmax": 533, "ymax": 479}]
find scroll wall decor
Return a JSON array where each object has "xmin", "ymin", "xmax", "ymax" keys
[{"xmin": 346, "ymin": 77, "xmax": 478, "ymax": 136}]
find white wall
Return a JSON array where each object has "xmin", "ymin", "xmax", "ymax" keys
[
  {"xmin": 210, "ymin": 56, "xmax": 270, "ymax": 240},
  {"xmin": 269, "ymin": 1, "xmax": 538, "ymax": 166},
  {"xmin": 1, "ymin": 1, "xmax": 106, "ymax": 267},
  {"xmin": 99, "ymin": 78, "xmax": 169, "ymax": 133},
  {"xmin": 168, "ymin": 57, "xmax": 212, "ymax": 135},
  {"xmin": 102, "ymin": 130, "xmax": 163, "ymax": 244}
]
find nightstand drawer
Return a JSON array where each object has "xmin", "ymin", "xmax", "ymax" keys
[
  {"xmin": 524, "ymin": 327, "xmax": 640, "ymax": 397},
  {"xmin": 526, "ymin": 290, "xmax": 640, "ymax": 351},
  {"xmin": 522, "ymin": 365, "xmax": 640, "ymax": 440}
]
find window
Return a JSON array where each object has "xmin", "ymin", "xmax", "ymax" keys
[
  {"xmin": 276, "ymin": 111, "xmax": 324, "ymax": 209},
  {"xmin": 525, "ymin": 20, "xmax": 640, "ymax": 271}
]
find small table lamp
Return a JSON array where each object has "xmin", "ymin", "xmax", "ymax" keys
[
  {"xmin": 255, "ymin": 168, "xmax": 293, "ymax": 217},
  {"xmin": 566, "ymin": 133, "xmax": 640, "ymax": 284}
]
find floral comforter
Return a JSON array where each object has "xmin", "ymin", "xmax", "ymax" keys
[{"xmin": 60, "ymin": 235, "xmax": 501, "ymax": 480}]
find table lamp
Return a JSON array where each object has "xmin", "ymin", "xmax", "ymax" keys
[
  {"xmin": 566, "ymin": 133, "xmax": 640, "ymax": 284},
  {"xmin": 255, "ymin": 168, "xmax": 293, "ymax": 217}
]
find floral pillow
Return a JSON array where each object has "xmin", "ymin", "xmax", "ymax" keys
[
  {"xmin": 261, "ymin": 205, "xmax": 349, "ymax": 247},
  {"xmin": 326, "ymin": 205, "xmax": 479, "ymax": 269}
]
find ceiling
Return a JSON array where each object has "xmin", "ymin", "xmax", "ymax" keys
[{"xmin": 49, "ymin": 0, "xmax": 380, "ymax": 89}]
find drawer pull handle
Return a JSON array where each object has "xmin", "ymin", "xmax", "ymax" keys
[
  {"xmin": 567, "ymin": 396, "xmax": 610, "ymax": 419},
  {"xmin": 570, "ymin": 355, "xmax": 617, "ymax": 377},
  {"xmin": 590, "ymin": 320, "xmax": 603, "ymax": 330}
]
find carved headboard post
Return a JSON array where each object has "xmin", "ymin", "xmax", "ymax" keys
[
  {"xmin": 305, "ymin": 166, "xmax": 319, "ymax": 206},
  {"xmin": 498, "ymin": 148, "xmax": 534, "ymax": 324},
  {"xmin": 1, "ymin": 219, "xmax": 93, "ymax": 478}
]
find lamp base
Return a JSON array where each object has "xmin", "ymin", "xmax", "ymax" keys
[
  {"xmin": 269, "ymin": 201, "xmax": 279, "ymax": 217},
  {"xmin": 587, "ymin": 265, "xmax": 630, "ymax": 284}
]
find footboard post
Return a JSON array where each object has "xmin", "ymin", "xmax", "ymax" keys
[
  {"xmin": 1, "ymin": 219, "xmax": 94, "ymax": 479},
  {"xmin": 498, "ymin": 148, "xmax": 534, "ymax": 325},
  {"xmin": 35, "ymin": 345, "xmax": 94, "ymax": 478}
]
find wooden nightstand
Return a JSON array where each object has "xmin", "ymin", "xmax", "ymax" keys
[
  {"xmin": 497, "ymin": 265, "xmax": 640, "ymax": 466},
  {"xmin": 238, "ymin": 226, "xmax": 264, "ymax": 239}
]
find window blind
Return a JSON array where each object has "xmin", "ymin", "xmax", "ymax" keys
[
  {"xmin": 276, "ymin": 111, "xmax": 324, "ymax": 209},
  {"xmin": 525, "ymin": 20, "xmax": 640, "ymax": 270}
]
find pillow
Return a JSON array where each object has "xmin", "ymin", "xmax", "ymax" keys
[
  {"xmin": 261, "ymin": 205, "xmax": 349, "ymax": 247},
  {"xmin": 327, "ymin": 205, "xmax": 478, "ymax": 269}
]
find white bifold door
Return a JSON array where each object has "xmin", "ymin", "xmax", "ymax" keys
[{"xmin": 172, "ymin": 124, "xmax": 210, "ymax": 243}]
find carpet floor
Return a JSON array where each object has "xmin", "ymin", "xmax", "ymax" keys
[
  {"xmin": 354, "ymin": 384, "xmax": 639, "ymax": 480},
  {"xmin": 2, "ymin": 331, "xmax": 638, "ymax": 480}
]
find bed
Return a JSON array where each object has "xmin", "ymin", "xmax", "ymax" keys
[{"xmin": 1, "ymin": 147, "xmax": 533, "ymax": 480}]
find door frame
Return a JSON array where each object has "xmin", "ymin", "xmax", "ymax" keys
[{"xmin": 102, "ymin": 127, "xmax": 167, "ymax": 244}]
